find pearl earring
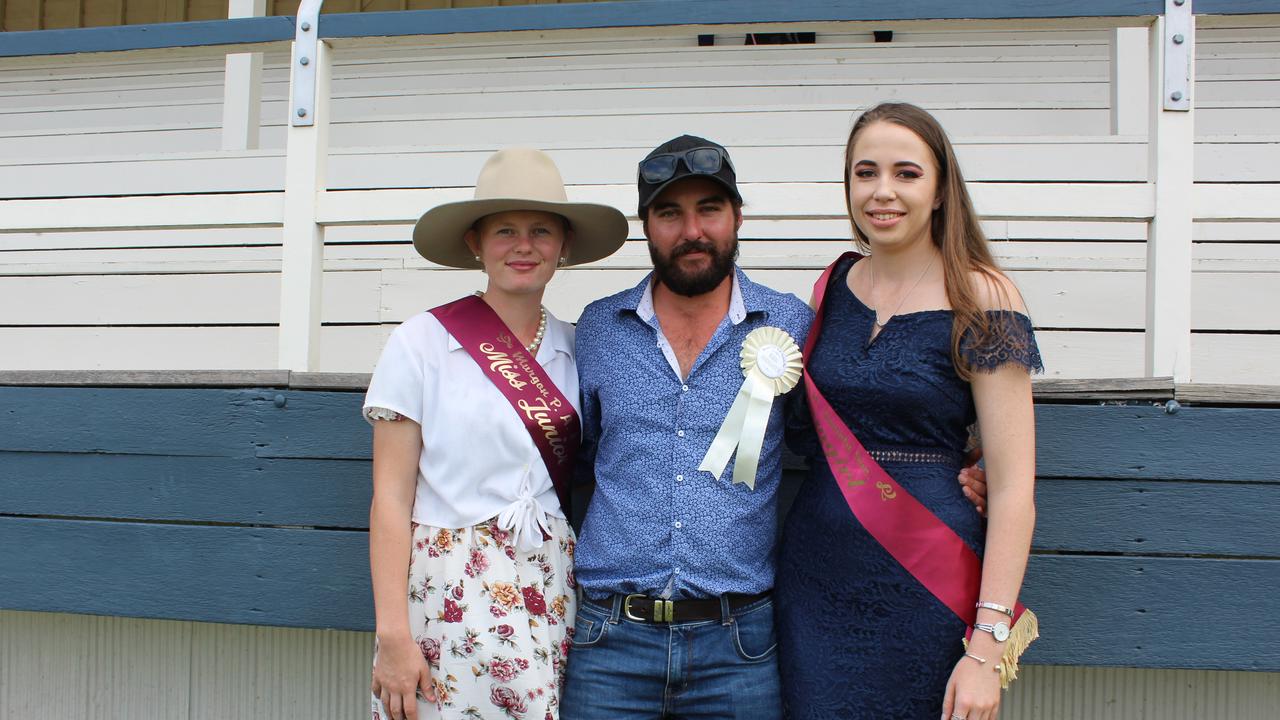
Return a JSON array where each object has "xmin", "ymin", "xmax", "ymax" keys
[{"xmin": 557, "ymin": 256, "xmax": 567, "ymax": 267}]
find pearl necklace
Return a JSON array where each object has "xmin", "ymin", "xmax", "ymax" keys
[
  {"xmin": 475, "ymin": 291, "xmax": 547, "ymax": 353},
  {"xmin": 527, "ymin": 306, "xmax": 548, "ymax": 353}
]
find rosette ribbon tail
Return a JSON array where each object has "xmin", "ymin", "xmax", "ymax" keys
[
  {"xmin": 734, "ymin": 370, "xmax": 778, "ymax": 488},
  {"xmin": 698, "ymin": 370, "xmax": 776, "ymax": 490}
]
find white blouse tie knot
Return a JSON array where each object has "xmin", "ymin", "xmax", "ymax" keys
[{"xmin": 497, "ymin": 463, "xmax": 551, "ymax": 553}]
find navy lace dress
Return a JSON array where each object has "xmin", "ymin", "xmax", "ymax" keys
[{"xmin": 776, "ymin": 256, "xmax": 1041, "ymax": 719}]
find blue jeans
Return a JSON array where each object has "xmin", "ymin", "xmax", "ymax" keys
[{"xmin": 560, "ymin": 594, "xmax": 782, "ymax": 720}]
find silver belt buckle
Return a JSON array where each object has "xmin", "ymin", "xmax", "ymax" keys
[
  {"xmin": 622, "ymin": 594, "xmax": 674, "ymax": 622},
  {"xmin": 622, "ymin": 593, "xmax": 646, "ymax": 622}
]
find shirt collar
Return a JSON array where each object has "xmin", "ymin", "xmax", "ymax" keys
[
  {"xmin": 446, "ymin": 307, "xmax": 572, "ymax": 358},
  {"xmin": 632, "ymin": 267, "xmax": 755, "ymax": 325}
]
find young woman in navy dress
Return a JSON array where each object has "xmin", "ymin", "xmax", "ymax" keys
[{"xmin": 777, "ymin": 103, "xmax": 1041, "ymax": 720}]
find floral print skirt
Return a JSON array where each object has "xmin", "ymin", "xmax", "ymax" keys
[{"xmin": 372, "ymin": 516, "xmax": 576, "ymax": 720}]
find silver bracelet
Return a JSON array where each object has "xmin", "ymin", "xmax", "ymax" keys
[
  {"xmin": 975, "ymin": 601, "xmax": 1014, "ymax": 618},
  {"xmin": 964, "ymin": 652, "xmax": 1004, "ymax": 675}
]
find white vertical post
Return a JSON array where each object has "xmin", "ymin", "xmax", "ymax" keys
[
  {"xmin": 278, "ymin": 39, "xmax": 331, "ymax": 371},
  {"xmin": 1145, "ymin": 9, "xmax": 1195, "ymax": 382},
  {"xmin": 221, "ymin": 0, "xmax": 266, "ymax": 150},
  {"xmin": 1110, "ymin": 27, "xmax": 1149, "ymax": 135}
]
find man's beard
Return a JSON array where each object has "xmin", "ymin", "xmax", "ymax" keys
[{"xmin": 648, "ymin": 237, "xmax": 739, "ymax": 297}]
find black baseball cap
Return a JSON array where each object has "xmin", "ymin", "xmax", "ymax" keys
[{"xmin": 637, "ymin": 135, "xmax": 743, "ymax": 217}]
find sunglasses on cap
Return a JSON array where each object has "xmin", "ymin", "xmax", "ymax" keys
[{"xmin": 638, "ymin": 146, "xmax": 736, "ymax": 184}]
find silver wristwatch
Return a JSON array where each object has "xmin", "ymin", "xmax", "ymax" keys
[{"xmin": 974, "ymin": 621, "xmax": 1010, "ymax": 642}]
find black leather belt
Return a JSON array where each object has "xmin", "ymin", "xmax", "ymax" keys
[{"xmin": 590, "ymin": 592, "xmax": 770, "ymax": 624}]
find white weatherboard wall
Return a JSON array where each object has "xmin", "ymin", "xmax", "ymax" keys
[
  {"xmin": 1188, "ymin": 20, "xmax": 1280, "ymax": 384},
  {"xmin": 4, "ymin": 609, "xmax": 1280, "ymax": 719},
  {"xmin": 0, "ymin": 17, "xmax": 1278, "ymax": 382}
]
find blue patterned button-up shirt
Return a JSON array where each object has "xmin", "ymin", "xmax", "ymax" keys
[{"xmin": 574, "ymin": 267, "xmax": 814, "ymax": 599}]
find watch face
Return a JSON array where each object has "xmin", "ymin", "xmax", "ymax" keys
[{"xmin": 993, "ymin": 622, "xmax": 1010, "ymax": 642}]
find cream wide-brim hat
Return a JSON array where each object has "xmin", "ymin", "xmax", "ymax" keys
[{"xmin": 412, "ymin": 148, "xmax": 629, "ymax": 269}]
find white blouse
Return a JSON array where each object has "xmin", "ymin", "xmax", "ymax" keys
[{"xmin": 363, "ymin": 309, "xmax": 579, "ymax": 551}]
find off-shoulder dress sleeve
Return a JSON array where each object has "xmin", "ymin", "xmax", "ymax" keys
[{"xmin": 961, "ymin": 311, "xmax": 1044, "ymax": 374}]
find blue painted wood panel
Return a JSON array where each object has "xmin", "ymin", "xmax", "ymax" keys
[
  {"xmin": 0, "ymin": 454, "xmax": 370, "ymax": 528},
  {"xmin": 0, "ymin": 517, "xmax": 371, "ymax": 629},
  {"xmin": 1020, "ymin": 556, "xmax": 1280, "ymax": 670},
  {"xmin": 0, "ymin": 17, "xmax": 293, "ymax": 57},
  {"xmin": 323, "ymin": 0, "xmax": 1167, "ymax": 40},
  {"xmin": 1034, "ymin": 404, "xmax": 1280, "ymax": 482},
  {"xmin": 4, "ymin": 387, "xmax": 287, "ymax": 456},
  {"xmin": 2, "ymin": 387, "xmax": 370, "ymax": 459},
  {"xmin": 2, "ymin": 514, "xmax": 1275, "ymax": 670},
  {"xmin": 12, "ymin": 0, "xmax": 1280, "ymax": 59},
  {"xmin": 2, "ymin": 384, "xmax": 1278, "ymax": 670},
  {"xmin": 10, "ymin": 388, "xmax": 1279, "ymax": 478},
  {"xmin": 1033, "ymin": 479, "xmax": 1280, "ymax": 556}
]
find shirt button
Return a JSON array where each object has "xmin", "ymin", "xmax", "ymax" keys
[
  {"xmin": 674, "ymin": 521, "xmax": 682, "ymax": 529},
  {"xmin": 682, "ymin": 384, "xmax": 689, "ymax": 392},
  {"xmin": 676, "ymin": 474, "xmax": 684, "ymax": 482},
  {"xmin": 676, "ymin": 429, "xmax": 685, "ymax": 437},
  {"xmin": 675, "ymin": 567, "xmax": 682, "ymax": 574}
]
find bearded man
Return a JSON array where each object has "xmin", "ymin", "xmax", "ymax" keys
[{"xmin": 560, "ymin": 136, "xmax": 811, "ymax": 719}]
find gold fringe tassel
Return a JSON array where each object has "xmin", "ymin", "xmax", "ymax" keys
[
  {"xmin": 962, "ymin": 609, "xmax": 1040, "ymax": 689},
  {"xmin": 996, "ymin": 609, "xmax": 1039, "ymax": 689}
]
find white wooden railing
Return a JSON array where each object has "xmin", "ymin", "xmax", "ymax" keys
[{"xmin": 1, "ymin": 1, "xmax": 1277, "ymax": 382}]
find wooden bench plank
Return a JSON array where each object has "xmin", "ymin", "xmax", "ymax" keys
[
  {"xmin": 1, "ymin": 387, "xmax": 282, "ymax": 457},
  {"xmin": 12, "ymin": 437, "xmax": 1276, "ymax": 554},
  {"xmin": 1019, "ymin": 555, "xmax": 1280, "ymax": 670},
  {"xmin": 0, "ymin": 517, "xmax": 372, "ymax": 630},
  {"xmin": 1034, "ymin": 478, "xmax": 1280, "ymax": 556},
  {"xmin": 1034, "ymin": 404, "xmax": 1280, "ymax": 481},
  {"xmin": 3, "ymin": 514, "xmax": 1276, "ymax": 669},
  {"xmin": 0, "ymin": 454, "xmax": 371, "ymax": 529},
  {"xmin": 0, "ymin": 325, "xmax": 389, "ymax": 374},
  {"xmin": 10, "ymin": 388, "xmax": 1280, "ymax": 478}
]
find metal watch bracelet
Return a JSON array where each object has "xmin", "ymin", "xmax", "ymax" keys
[{"xmin": 975, "ymin": 601, "xmax": 1014, "ymax": 618}]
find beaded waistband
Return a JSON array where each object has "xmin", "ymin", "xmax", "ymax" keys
[{"xmin": 867, "ymin": 447, "xmax": 964, "ymax": 466}]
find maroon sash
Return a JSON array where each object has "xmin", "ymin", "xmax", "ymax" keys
[
  {"xmin": 430, "ymin": 295, "xmax": 579, "ymax": 515},
  {"xmin": 805, "ymin": 252, "xmax": 1030, "ymax": 629}
]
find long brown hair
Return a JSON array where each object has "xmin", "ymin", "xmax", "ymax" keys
[{"xmin": 842, "ymin": 102, "xmax": 1014, "ymax": 380}]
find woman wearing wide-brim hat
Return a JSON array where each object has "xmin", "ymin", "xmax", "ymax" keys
[{"xmin": 362, "ymin": 148, "xmax": 628, "ymax": 720}]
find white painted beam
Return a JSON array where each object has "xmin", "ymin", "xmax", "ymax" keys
[
  {"xmin": 313, "ymin": 182, "xmax": 1156, "ymax": 226},
  {"xmin": 1110, "ymin": 26, "xmax": 1149, "ymax": 136},
  {"xmin": 277, "ymin": 39, "xmax": 331, "ymax": 372},
  {"xmin": 221, "ymin": 0, "xmax": 267, "ymax": 151},
  {"xmin": 1145, "ymin": 14, "xmax": 1195, "ymax": 382},
  {"xmin": 0, "ymin": 194, "xmax": 283, "ymax": 231},
  {"xmin": 1192, "ymin": 185, "xmax": 1280, "ymax": 221},
  {"xmin": 227, "ymin": 0, "xmax": 265, "ymax": 20}
]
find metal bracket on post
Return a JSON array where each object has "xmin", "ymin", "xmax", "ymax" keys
[
  {"xmin": 1163, "ymin": 0, "xmax": 1192, "ymax": 111},
  {"xmin": 291, "ymin": 0, "xmax": 324, "ymax": 127}
]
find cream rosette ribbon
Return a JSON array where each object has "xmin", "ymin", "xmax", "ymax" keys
[{"xmin": 698, "ymin": 327, "xmax": 802, "ymax": 490}]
